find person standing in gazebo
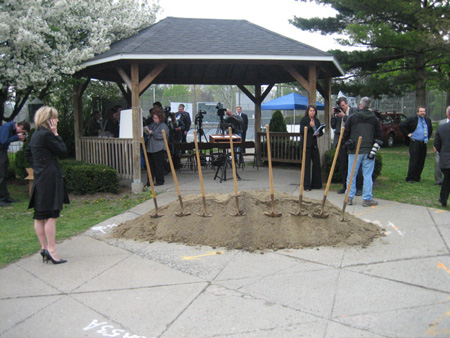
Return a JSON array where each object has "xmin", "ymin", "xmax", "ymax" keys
[{"xmin": 300, "ymin": 105, "xmax": 323, "ymax": 191}]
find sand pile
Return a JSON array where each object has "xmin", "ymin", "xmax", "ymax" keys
[{"xmin": 111, "ymin": 190, "xmax": 384, "ymax": 252}]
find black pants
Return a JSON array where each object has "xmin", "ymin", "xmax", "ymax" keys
[
  {"xmin": 304, "ymin": 146, "xmax": 322, "ymax": 190},
  {"xmin": 406, "ymin": 140, "xmax": 427, "ymax": 182},
  {"xmin": 148, "ymin": 151, "xmax": 165, "ymax": 185},
  {"xmin": 0, "ymin": 150, "xmax": 11, "ymax": 202},
  {"xmin": 440, "ymin": 168, "xmax": 450, "ymax": 204}
]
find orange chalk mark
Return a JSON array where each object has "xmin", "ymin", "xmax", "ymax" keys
[{"xmin": 437, "ymin": 263, "xmax": 450, "ymax": 274}]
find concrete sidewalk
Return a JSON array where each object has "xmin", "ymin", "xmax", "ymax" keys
[{"xmin": 1, "ymin": 166, "xmax": 449, "ymax": 338}]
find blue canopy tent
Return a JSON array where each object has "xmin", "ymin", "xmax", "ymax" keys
[
  {"xmin": 261, "ymin": 93, "xmax": 325, "ymax": 132},
  {"xmin": 261, "ymin": 93, "xmax": 325, "ymax": 110}
]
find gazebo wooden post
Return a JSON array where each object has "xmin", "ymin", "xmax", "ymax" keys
[
  {"xmin": 130, "ymin": 63, "xmax": 143, "ymax": 194},
  {"xmin": 324, "ymin": 75, "xmax": 332, "ymax": 133},
  {"xmin": 254, "ymin": 85, "xmax": 262, "ymax": 165},
  {"xmin": 73, "ymin": 79, "xmax": 90, "ymax": 161},
  {"xmin": 308, "ymin": 64, "xmax": 317, "ymax": 107}
]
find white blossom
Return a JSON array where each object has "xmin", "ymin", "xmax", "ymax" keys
[{"xmin": 0, "ymin": 0, "xmax": 160, "ymax": 93}]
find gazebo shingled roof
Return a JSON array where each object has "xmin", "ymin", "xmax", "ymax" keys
[
  {"xmin": 78, "ymin": 17, "xmax": 343, "ymax": 86},
  {"xmin": 74, "ymin": 17, "xmax": 344, "ymax": 192}
]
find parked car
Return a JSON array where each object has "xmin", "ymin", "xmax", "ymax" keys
[{"xmin": 373, "ymin": 111, "xmax": 407, "ymax": 147}]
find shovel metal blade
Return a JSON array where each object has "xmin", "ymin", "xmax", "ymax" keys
[
  {"xmin": 231, "ymin": 210, "xmax": 246, "ymax": 216},
  {"xmin": 175, "ymin": 211, "xmax": 191, "ymax": 217},
  {"xmin": 264, "ymin": 211, "xmax": 282, "ymax": 217},
  {"xmin": 290, "ymin": 209, "xmax": 308, "ymax": 216},
  {"xmin": 313, "ymin": 211, "xmax": 329, "ymax": 218}
]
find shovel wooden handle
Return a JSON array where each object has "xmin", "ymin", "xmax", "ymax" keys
[
  {"xmin": 193, "ymin": 130, "xmax": 206, "ymax": 198},
  {"xmin": 141, "ymin": 137, "xmax": 158, "ymax": 209},
  {"xmin": 162, "ymin": 130, "xmax": 181, "ymax": 197},
  {"xmin": 299, "ymin": 126, "xmax": 307, "ymax": 195},
  {"xmin": 324, "ymin": 126, "xmax": 345, "ymax": 197},
  {"xmin": 228, "ymin": 127, "xmax": 239, "ymax": 197},
  {"xmin": 344, "ymin": 136, "xmax": 363, "ymax": 203},
  {"xmin": 265, "ymin": 124, "xmax": 275, "ymax": 196}
]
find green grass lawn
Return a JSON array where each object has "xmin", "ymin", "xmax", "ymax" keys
[
  {"xmin": 330, "ymin": 142, "xmax": 443, "ymax": 208},
  {"xmin": 0, "ymin": 181, "xmax": 153, "ymax": 267},
  {"xmin": 1, "ymin": 142, "xmax": 446, "ymax": 267}
]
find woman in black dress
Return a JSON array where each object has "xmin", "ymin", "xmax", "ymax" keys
[
  {"xmin": 26, "ymin": 106, "xmax": 70, "ymax": 264},
  {"xmin": 300, "ymin": 105, "xmax": 324, "ymax": 191}
]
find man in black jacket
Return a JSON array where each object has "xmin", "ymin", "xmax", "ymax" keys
[
  {"xmin": 399, "ymin": 106, "xmax": 433, "ymax": 183},
  {"xmin": 434, "ymin": 107, "xmax": 450, "ymax": 207},
  {"xmin": 343, "ymin": 97, "xmax": 382, "ymax": 207},
  {"xmin": 236, "ymin": 106, "xmax": 248, "ymax": 142},
  {"xmin": 0, "ymin": 121, "xmax": 30, "ymax": 206},
  {"xmin": 331, "ymin": 96, "xmax": 362, "ymax": 194},
  {"xmin": 176, "ymin": 104, "xmax": 191, "ymax": 143},
  {"xmin": 236, "ymin": 105, "xmax": 248, "ymax": 162}
]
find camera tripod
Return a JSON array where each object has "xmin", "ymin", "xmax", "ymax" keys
[
  {"xmin": 195, "ymin": 114, "xmax": 208, "ymax": 143},
  {"xmin": 196, "ymin": 125, "xmax": 208, "ymax": 143},
  {"xmin": 213, "ymin": 144, "xmax": 241, "ymax": 183}
]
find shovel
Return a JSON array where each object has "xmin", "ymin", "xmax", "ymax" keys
[
  {"xmin": 162, "ymin": 130, "xmax": 191, "ymax": 217},
  {"xmin": 193, "ymin": 130, "xmax": 212, "ymax": 217},
  {"xmin": 341, "ymin": 136, "xmax": 362, "ymax": 222},
  {"xmin": 313, "ymin": 126, "xmax": 345, "ymax": 218},
  {"xmin": 291, "ymin": 126, "xmax": 309, "ymax": 216},
  {"xmin": 264, "ymin": 124, "xmax": 282, "ymax": 217},
  {"xmin": 228, "ymin": 127, "xmax": 245, "ymax": 216},
  {"xmin": 141, "ymin": 137, "xmax": 163, "ymax": 218}
]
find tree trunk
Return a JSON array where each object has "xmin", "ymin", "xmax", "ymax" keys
[
  {"xmin": 0, "ymin": 87, "xmax": 8, "ymax": 126},
  {"xmin": 414, "ymin": 54, "xmax": 426, "ymax": 107}
]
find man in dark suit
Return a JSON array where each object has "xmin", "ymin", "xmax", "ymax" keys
[
  {"xmin": 434, "ymin": 107, "xmax": 450, "ymax": 207},
  {"xmin": 236, "ymin": 106, "xmax": 248, "ymax": 143},
  {"xmin": 236, "ymin": 105, "xmax": 248, "ymax": 163},
  {"xmin": 400, "ymin": 106, "xmax": 433, "ymax": 183},
  {"xmin": 176, "ymin": 104, "xmax": 191, "ymax": 143},
  {"xmin": 331, "ymin": 97, "xmax": 356, "ymax": 194}
]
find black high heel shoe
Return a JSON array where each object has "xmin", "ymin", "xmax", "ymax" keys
[
  {"xmin": 40, "ymin": 249, "xmax": 46, "ymax": 262},
  {"xmin": 44, "ymin": 250, "xmax": 67, "ymax": 264}
]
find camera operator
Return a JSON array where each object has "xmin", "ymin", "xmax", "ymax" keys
[
  {"xmin": 224, "ymin": 109, "xmax": 244, "ymax": 137},
  {"xmin": 332, "ymin": 97, "xmax": 362, "ymax": 194},
  {"xmin": 343, "ymin": 97, "xmax": 382, "ymax": 207}
]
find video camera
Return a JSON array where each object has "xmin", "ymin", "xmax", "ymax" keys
[
  {"xmin": 195, "ymin": 110, "xmax": 207, "ymax": 125},
  {"xmin": 216, "ymin": 102, "xmax": 226, "ymax": 118},
  {"xmin": 163, "ymin": 106, "xmax": 171, "ymax": 119},
  {"xmin": 334, "ymin": 99, "xmax": 343, "ymax": 114}
]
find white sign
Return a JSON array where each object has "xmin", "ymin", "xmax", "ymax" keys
[{"xmin": 119, "ymin": 109, "xmax": 142, "ymax": 138}]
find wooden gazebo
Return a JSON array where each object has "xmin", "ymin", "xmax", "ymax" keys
[{"xmin": 74, "ymin": 17, "xmax": 344, "ymax": 192}]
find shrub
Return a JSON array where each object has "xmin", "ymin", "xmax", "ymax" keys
[
  {"xmin": 324, "ymin": 147, "xmax": 382, "ymax": 182},
  {"xmin": 269, "ymin": 110, "xmax": 287, "ymax": 132},
  {"xmin": 60, "ymin": 159, "xmax": 119, "ymax": 194}
]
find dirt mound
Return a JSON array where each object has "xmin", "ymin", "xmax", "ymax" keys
[{"xmin": 111, "ymin": 190, "xmax": 384, "ymax": 252}]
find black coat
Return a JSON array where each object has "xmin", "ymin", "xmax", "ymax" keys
[
  {"xmin": 240, "ymin": 113, "xmax": 249, "ymax": 141},
  {"xmin": 300, "ymin": 116, "xmax": 323, "ymax": 147},
  {"xmin": 25, "ymin": 127, "xmax": 69, "ymax": 211},
  {"xmin": 434, "ymin": 122, "xmax": 450, "ymax": 169}
]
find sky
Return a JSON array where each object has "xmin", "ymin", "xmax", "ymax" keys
[{"xmin": 155, "ymin": 0, "xmax": 343, "ymax": 52}]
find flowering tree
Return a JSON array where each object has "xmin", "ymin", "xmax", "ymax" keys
[{"xmin": 0, "ymin": 0, "xmax": 160, "ymax": 124}]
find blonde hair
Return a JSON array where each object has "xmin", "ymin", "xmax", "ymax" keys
[{"xmin": 34, "ymin": 106, "xmax": 58, "ymax": 128}]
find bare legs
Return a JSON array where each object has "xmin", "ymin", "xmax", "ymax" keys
[{"xmin": 34, "ymin": 218, "xmax": 61, "ymax": 261}]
